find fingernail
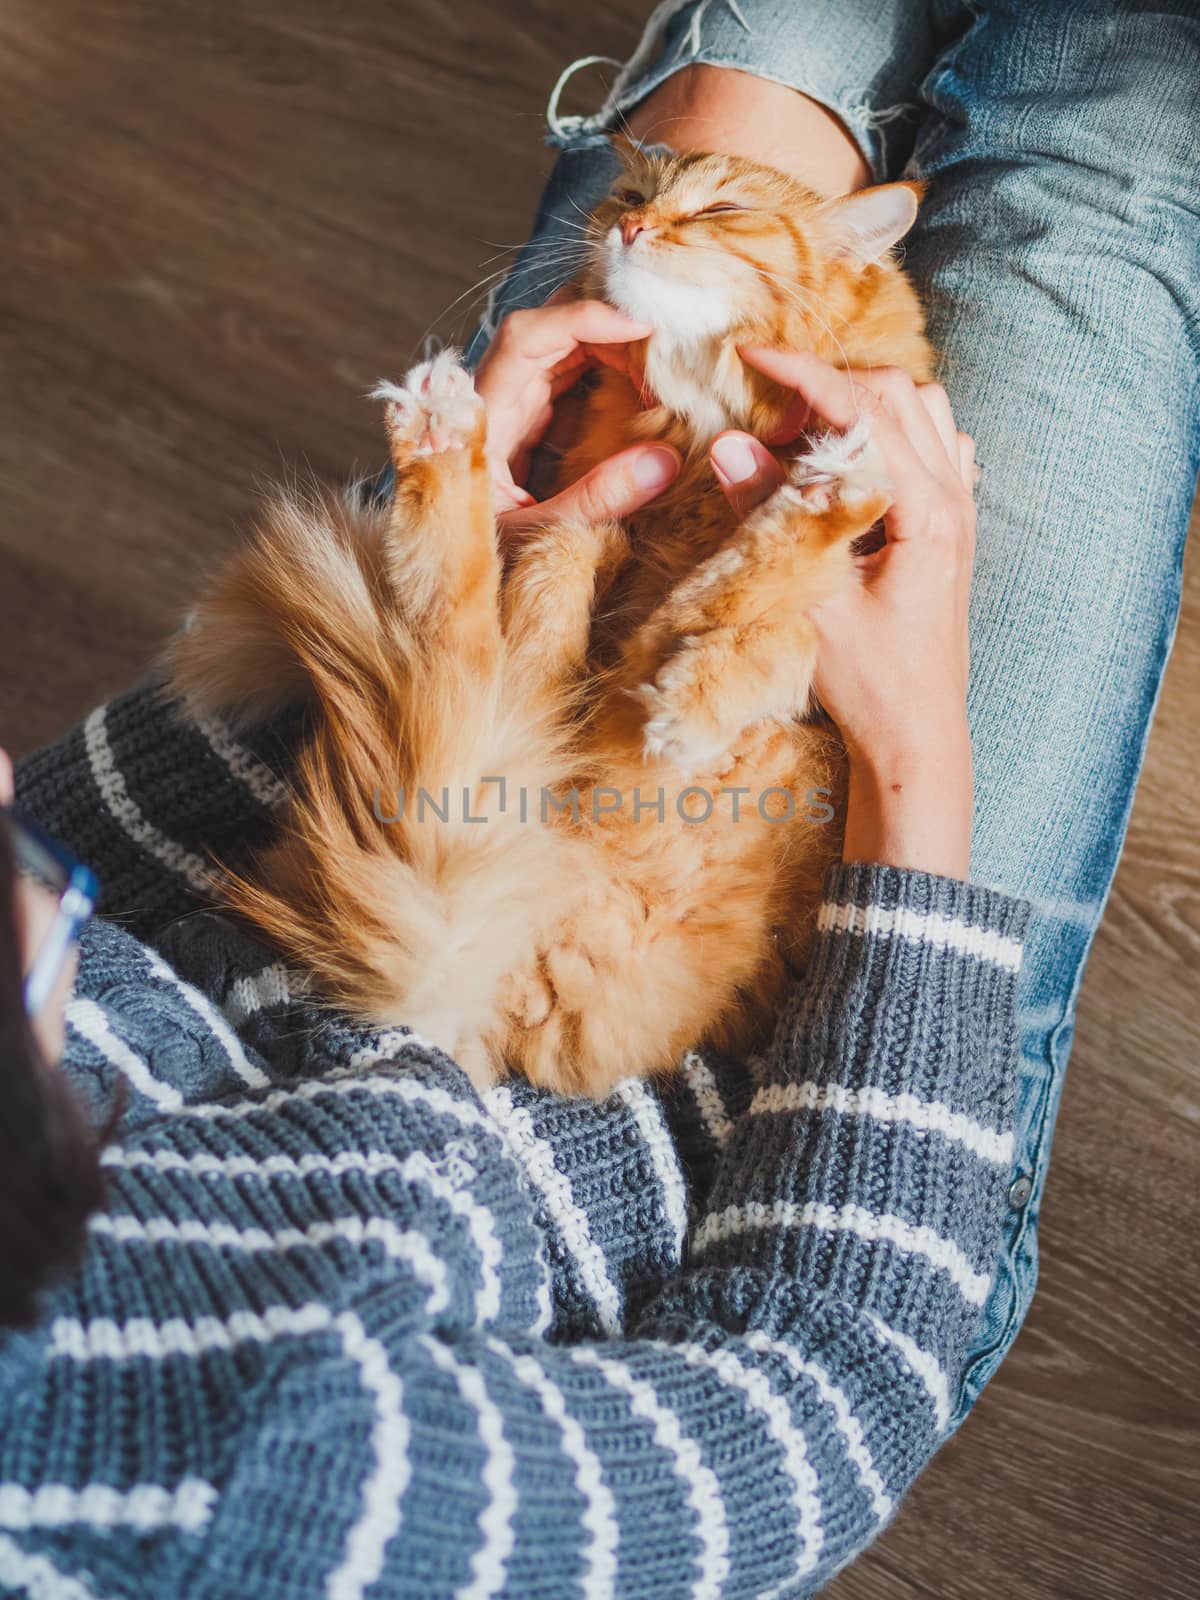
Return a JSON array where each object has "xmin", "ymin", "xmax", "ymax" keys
[
  {"xmin": 632, "ymin": 446, "xmax": 679, "ymax": 491},
  {"xmin": 711, "ymin": 434, "xmax": 760, "ymax": 484}
]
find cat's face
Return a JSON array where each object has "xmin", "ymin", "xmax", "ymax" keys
[{"xmin": 587, "ymin": 143, "xmax": 920, "ymax": 348}]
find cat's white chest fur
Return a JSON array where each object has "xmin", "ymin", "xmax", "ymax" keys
[
  {"xmin": 642, "ymin": 338, "xmax": 738, "ymax": 440},
  {"xmin": 604, "ymin": 230, "xmax": 733, "ymax": 341},
  {"xmin": 600, "ymin": 225, "xmax": 758, "ymax": 439}
]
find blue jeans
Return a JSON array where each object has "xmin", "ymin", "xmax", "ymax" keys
[{"xmin": 462, "ymin": 0, "xmax": 1200, "ymax": 1424}]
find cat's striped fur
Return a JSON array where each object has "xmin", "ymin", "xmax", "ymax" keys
[{"xmin": 169, "ymin": 142, "xmax": 933, "ymax": 1095}]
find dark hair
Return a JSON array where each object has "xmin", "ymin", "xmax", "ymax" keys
[{"xmin": 0, "ymin": 820, "xmax": 104, "ymax": 1327}]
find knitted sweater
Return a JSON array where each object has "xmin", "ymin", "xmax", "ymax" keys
[{"xmin": 2, "ymin": 679, "xmax": 1030, "ymax": 1600}]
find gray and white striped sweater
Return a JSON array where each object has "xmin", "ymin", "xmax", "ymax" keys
[{"xmin": 1, "ymin": 678, "xmax": 1030, "ymax": 1599}]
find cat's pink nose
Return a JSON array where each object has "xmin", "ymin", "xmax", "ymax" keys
[{"xmin": 620, "ymin": 214, "xmax": 651, "ymax": 247}]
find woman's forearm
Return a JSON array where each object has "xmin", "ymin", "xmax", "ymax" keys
[
  {"xmin": 842, "ymin": 728, "xmax": 975, "ymax": 880},
  {"xmin": 138, "ymin": 854, "xmax": 1027, "ymax": 1599}
]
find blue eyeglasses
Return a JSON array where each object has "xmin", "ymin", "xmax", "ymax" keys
[{"xmin": 3, "ymin": 807, "xmax": 99, "ymax": 1017}]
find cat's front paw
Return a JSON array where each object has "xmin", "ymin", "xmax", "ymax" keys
[
  {"xmin": 638, "ymin": 669, "xmax": 738, "ymax": 777},
  {"xmin": 786, "ymin": 417, "xmax": 891, "ymax": 511},
  {"xmin": 372, "ymin": 349, "xmax": 483, "ymax": 456}
]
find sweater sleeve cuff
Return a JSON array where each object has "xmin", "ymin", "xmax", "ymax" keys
[
  {"xmin": 803, "ymin": 861, "xmax": 1031, "ymax": 1062},
  {"xmin": 773, "ymin": 857, "xmax": 1031, "ymax": 1138},
  {"xmin": 692, "ymin": 863, "xmax": 1032, "ymax": 1364}
]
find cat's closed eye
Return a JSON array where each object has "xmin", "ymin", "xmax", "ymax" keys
[
  {"xmin": 616, "ymin": 188, "xmax": 645, "ymax": 207},
  {"xmin": 695, "ymin": 202, "xmax": 746, "ymax": 217}
]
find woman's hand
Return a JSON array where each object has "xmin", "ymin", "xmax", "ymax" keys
[
  {"xmin": 473, "ymin": 301, "xmax": 681, "ymax": 538},
  {"xmin": 707, "ymin": 350, "xmax": 978, "ymax": 879}
]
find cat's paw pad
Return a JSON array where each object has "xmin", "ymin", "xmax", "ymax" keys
[
  {"xmin": 787, "ymin": 418, "xmax": 890, "ymax": 509},
  {"xmin": 373, "ymin": 350, "xmax": 482, "ymax": 456}
]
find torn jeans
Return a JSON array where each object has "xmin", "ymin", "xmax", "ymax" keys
[{"xmin": 463, "ymin": 0, "xmax": 1200, "ymax": 1424}]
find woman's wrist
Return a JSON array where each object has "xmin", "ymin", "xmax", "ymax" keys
[{"xmin": 841, "ymin": 723, "xmax": 974, "ymax": 880}]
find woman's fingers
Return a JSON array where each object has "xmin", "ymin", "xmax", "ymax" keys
[
  {"xmin": 872, "ymin": 373, "xmax": 961, "ymax": 488},
  {"xmin": 957, "ymin": 431, "xmax": 978, "ymax": 493},
  {"xmin": 738, "ymin": 346, "xmax": 862, "ymax": 430},
  {"xmin": 479, "ymin": 302, "xmax": 651, "ymax": 388},
  {"xmin": 475, "ymin": 301, "xmax": 652, "ymax": 474},
  {"xmin": 739, "ymin": 347, "xmax": 923, "ymax": 490},
  {"xmin": 710, "ymin": 432, "xmax": 786, "ymax": 518},
  {"xmin": 742, "ymin": 346, "xmax": 961, "ymax": 472},
  {"xmin": 739, "ymin": 346, "xmax": 972, "ymax": 534},
  {"xmin": 916, "ymin": 382, "xmax": 959, "ymax": 464},
  {"xmin": 498, "ymin": 443, "xmax": 681, "ymax": 542}
]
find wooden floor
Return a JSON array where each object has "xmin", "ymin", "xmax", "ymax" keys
[{"xmin": 1, "ymin": 4, "xmax": 1196, "ymax": 1594}]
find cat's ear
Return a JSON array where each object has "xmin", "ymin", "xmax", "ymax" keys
[{"xmin": 821, "ymin": 181, "xmax": 923, "ymax": 267}]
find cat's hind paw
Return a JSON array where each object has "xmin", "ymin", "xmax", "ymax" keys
[
  {"xmin": 786, "ymin": 417, "xmax": 890, "ymax": 510},
  {"xmin": 372, "ymin": 349, "xmax": 483, "ymax": 457}
]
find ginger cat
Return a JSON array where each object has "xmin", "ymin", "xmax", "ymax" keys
[{"xmin": 170, "ymin": 141, "xmax": 934, "ymax": 1097}]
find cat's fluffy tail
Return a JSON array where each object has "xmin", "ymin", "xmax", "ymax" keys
[{"xmin": 168, "ymin": 480, "xmax": 574, "ymax": 1081}]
